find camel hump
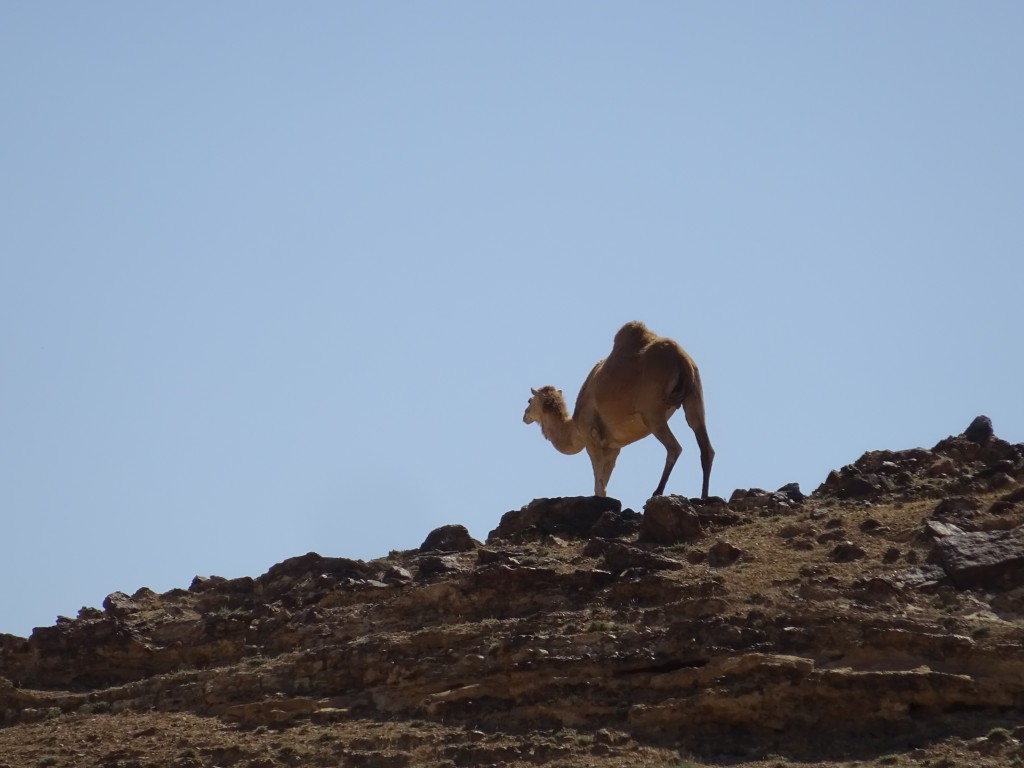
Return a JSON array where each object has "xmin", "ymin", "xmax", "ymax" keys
[{"xmin": 612, "ymin": 321, "xmax": 657, "ymax": 353}]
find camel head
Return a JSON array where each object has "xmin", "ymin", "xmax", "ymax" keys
[{"xmin": 523, "ymin": 385, "xmax": 568, "ymax": 425}]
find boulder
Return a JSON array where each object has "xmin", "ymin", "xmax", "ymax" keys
[
  {"xmin": 777, "ymin": 483, "xmax": 806, "ymax": 503},
  {"xmin": 420, "ymin": 524, "xmax": 479, "ymax": 553},
  {"xmin": 829, "ymin": 541, "xmax": 867, "ymax": 563},
  {"xmin": 488, "ymin": 497, "xmax": 622, "ymax": 542},
  {"xmin": 707, "ymin": 541, "xmax": 744, "ymax": 567},
  {"xmin": 964, "ymin": 415, "xmax": 994, "ymax": 445},
  {"xmin": 601, "ymin": 542, "xmax": 684, "ymax": 573},
  {"xmin": 638, "ymin": 495, "xmax": 703, "ymax": 545},
  {"xmin": 932, "ymin": 527, "xmax": 1024, "ymax": 589},
  {"xmin": 416, "ymin": 555, "xmax": 467, "ymax": 578},
  {"xmin": 591, "ymin": 508, "xmax": 642, "ymax": 539}
]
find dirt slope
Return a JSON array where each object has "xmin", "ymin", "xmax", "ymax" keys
[{"xmin": 1, "ymin": 418, "xmax": 1023, "ymax": 768}]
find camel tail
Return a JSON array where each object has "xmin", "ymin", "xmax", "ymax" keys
[{"xmin": 666, "ymin": 356, "xmax": 698, "ymax": 411}]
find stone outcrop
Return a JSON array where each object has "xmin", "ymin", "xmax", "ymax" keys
[
  {"xmin": 488, "ymin": 496, "xmax": 625, "ymax": 541},
  {"xmin": 932, "ymin": 527, "xmax": 1024, "ymax": 589},
  {"xmin": 815, "ymin": 416, "xmax": 1024, "ymax": 502}
]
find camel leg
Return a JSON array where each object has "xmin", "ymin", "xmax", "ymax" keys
[
  {"xmin": 650, "ymin": 422, "xmax": 682, "ymax": 497},
  {"xmin": 682, "ymin": 391, "xmax": 715, "ymax": 499},
  {"xmin": 586, "ymin": 445, "xmax": 620, "ymax": 497}
]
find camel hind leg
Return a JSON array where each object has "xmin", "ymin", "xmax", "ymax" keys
[
  {"xmin": 681, "ymin": 384, "xmax": 714, "ymax": 499},
  {"xmin": 650, "ymin": 422, "xmax": 682, "ymax": 497}
]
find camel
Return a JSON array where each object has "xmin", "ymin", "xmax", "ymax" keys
[{"xmin": 523, "ymin": 321, "xmax": 714, "ymax": 499}]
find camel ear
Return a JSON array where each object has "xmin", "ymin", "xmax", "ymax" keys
[{"xmin": 531, "ymin": 387, "xmax": 539, "ymax": 395}]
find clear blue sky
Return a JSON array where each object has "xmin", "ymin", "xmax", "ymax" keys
[{"xmin": 2, "ymin": 4, "xmax": 1022, "ymax": 636}]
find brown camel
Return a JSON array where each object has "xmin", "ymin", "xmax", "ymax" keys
[{"xmin": 523, "ymin": 321, "xmax": 714, "ymax": 499}]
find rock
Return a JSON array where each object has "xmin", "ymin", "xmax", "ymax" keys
[
  {"xmin": 487, "ymin": 497, "xmax": 622, "ymax": 541},
  {"xmin": 707, "ymin": 541, "xmax": 743, "ymax": 567},
  {"xmin": 383, "ymin": 565, "xmax": 413, "ymax": 584},
  {"xmin": 931, "ymin": 496, "xmax": 982, "ymax": 523},
  {"xmin": 777, "ymin": 483, "xmax": 806, "ymax": 503},
  {"xmin": 729, "ymin": 488, "xmax": 798, "ymax": 516},
  {"xmin": 102, "ymin": 592, "xmax": 134, "ymax": 618},
  {"xmin": 420, "ymin": 524, "xmax": 479, "ymax": 553},
  {"xmin": 416, "ymin": 555, "xmax": 466, "ymax": 578},
  {"xmin": 601, "ymin": 543, "xmax": 684, "ymax": 573},
  {"xmin": 964, "ymin": 415, "xmax": 994, "ymax": 445},
  {"xmin": 932, "ymin": 528, "xmax": 1024, "ymax": 589},
  {"xmin": 925, "ymin": 457, "xmax": 957, "ymax": 477},
  {"xmin": 261, "ymin": 552, "xmax": 376, "ymax": 585},
  {"xmin": 638, "ymin": 495, "xmax": 703, "ymax": 545},
  {"xmin": 829, "ymin": 541, "xmax": 866, "ymax": 563},
  {"xmin": 476, "ymin": 548, "xmax": 520, "ymax": 567},
  {"xmin": 859, "ymin": 519, "xmax": 888, "ymax": 535},
  {"xmin": 591, "ymin": 508, "xmax": 642, "ymax": 539},
  {"xmin": 892, "ymin": 564, "xmax": 949, "ymax": 590},
  {"xmin": 924, "ymin": 520, "xmax": 965, "ymax": 540},
  {"xmin": 594, "ymin": 728, "xmax": 630, "ymax": 746}
]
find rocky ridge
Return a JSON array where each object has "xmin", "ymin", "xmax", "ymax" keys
[{"xmin": 2, "ymin": 417, "xmax": 1024, "ymax": 767}]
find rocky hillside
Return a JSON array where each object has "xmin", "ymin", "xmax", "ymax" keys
[{"xmin": 2, "ymin": 417, "xmax": 1024, "ymax": 768}]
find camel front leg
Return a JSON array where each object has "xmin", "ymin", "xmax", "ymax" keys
[{"xmin": 586, "ymin": 445, "xmax": 620, "ymax": 497}]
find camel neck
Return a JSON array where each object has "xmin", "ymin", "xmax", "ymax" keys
[{"xmin": 542, "ymin": 414, "xmax": 584, "ymax": 455}]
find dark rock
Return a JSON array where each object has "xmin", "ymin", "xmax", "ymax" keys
[
  {"xmin": 933, "ymin": 528, "xmax": 1024, "ymax": 589},
  {"xmin": 477, "ymin": 548, "xmax": 521, "ymax": 567},
  {"xmin": 601, "ymin": 543, "xmax": 684, "ymax": 573},
  {"xmin": 260, "ymin": 552, "xmax": 375, "ymax": 584},
  {"xmin": 964, "ymin": 415, "xmax": 994, "ymax": 445},
  {"xmin": 840, "ymin": 475, "xmax": 887, "ymax": 499},
  {"xmin": 569, "ymin": 568, "xmax": 616, "ymax": 590},
  {"xmin": 892, "ymin": 564, "xmax": 949, "ymax": 590},
  {"xmin": 488, "ymin": 497, "xmax": 622, "ymax": 542},
  {"xmin": 189, "ymin": 576, "xmax": 222, "ymax": 593},
  {"xmin": 383, "ymin": 565, "xmax": 413, "ymax": 584},
  {"xmin": 420, "ymin": 524, "xmax": 479, "ymax": 553},
  {"xmin": 852, "ymin": 576, "xmax": 901, "ymax": 602},
  {"xmin": 883, "ymin": 547, "xmax": 902, "ymax": 564},
  {"xmin": 777, "ymin": 483, "xmax": 806, "ymax": 503},
  {"xmin": 729, "ymin": 488, "xmax": 798, "ymax": 516},
  {"xmin": 691, "ymin": 497, "xmax": 743, "ymax": 527},
  {"xmin": 829, "ymin": 541, "xmax": 866, "ymax": 563},
  {"xmin": 591, "ymin": 508, "xmax": 642, "ymax": 539},
  {"xmin": 416, "ymin": 555, "xmax": 466, "ymax": 578},
  {"xmin": 102, "ymin": 592, "xmax": 134, "ymax": 618},
  {"xmin": 638, "ymin": 496, "xmax": 704, "ymax": 545},
  {"xmin": 859, "ymin": 519, "xmax": 888, "ymax": 535},
  {"xmin": 707, "ymin": 541, "xmax": 743, "ymax": 567},
  {"xmin": 931, "ymin": 496, "xmax": 982, "ymax": 522},
  {"xmin": 815, "ymin": 448, "xmax": 939, "ymax": 500},
  {"xmin": 924, "ymin": 520, "xmax": 965, "ymax": 540}
]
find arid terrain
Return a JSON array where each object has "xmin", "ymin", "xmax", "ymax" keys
[{"xmin": 2, "ymin": 417, "xmax": 1023, "ymax": 768}]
